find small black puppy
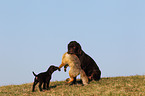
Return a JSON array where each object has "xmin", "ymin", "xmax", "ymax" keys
[{"xmin": 32, "ymin": 65, "xmax": 60, "ymax": 92}]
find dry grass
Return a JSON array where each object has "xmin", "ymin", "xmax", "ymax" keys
[{"xmin": 0, "ymin": 75, "xmax": 144, "ymax": 96}]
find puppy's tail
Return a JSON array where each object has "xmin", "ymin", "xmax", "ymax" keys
[{"xmin": 32, "ymin": 71, "xmax": 37, "ymax": 77}]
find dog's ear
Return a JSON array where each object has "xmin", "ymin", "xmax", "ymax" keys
[{"xmin": 77, "ymin": 44, "xmax": 82, "ymax": 55}]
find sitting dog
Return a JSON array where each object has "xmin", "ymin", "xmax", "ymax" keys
[
  {"xmin": 68, "ymin": 41, "xmax": 101, "ymax": 81},
  {"xmin": 32, "ymin": 65, "xmax": 60, "ymax": 92},
  {"xmin": 59, "ymin": 52, "xmax": 88, "ymax": 85}
]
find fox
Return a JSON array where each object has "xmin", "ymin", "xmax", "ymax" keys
[{"xmin": 59, "ymin": 52, "xmax": 88, "ymax": 85}]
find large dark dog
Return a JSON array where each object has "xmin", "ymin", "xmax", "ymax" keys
[{"xmin": 68, "ymin": 41, "xmax": 101, "ymax": 81}]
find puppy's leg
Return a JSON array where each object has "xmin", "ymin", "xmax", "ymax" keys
[
  {"xmin": 39, "ymin": 82, "xmax": 43, "ymax": 91},
  {"xmin": 43, "ymin": 82, "xmax": 46, "ymax": 89},
  {"xmin": 32, "ymin": 78, "xmax": 38, "ymax": 92},
  {"xmin": 46, "ymin": 80, "xmax": 50, "ymax": 90}
]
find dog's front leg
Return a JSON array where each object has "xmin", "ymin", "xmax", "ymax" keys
[
  {"xmin": 39, "ymin": 82, "xmax": 43, "ymax": 91},
  {"xmin": 64, "ymin": 64, "xmax": 69, "ymax": 72},
  {"xmin": 58, "ymin": 63, "xmax": 66, "ymax": 69}
]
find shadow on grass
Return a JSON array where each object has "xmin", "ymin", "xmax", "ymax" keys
[{"xmin": 49, "ymin": 85, "xmax": 57, "ymax": 89}]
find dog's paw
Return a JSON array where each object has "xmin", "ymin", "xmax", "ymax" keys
[{"xmin": 64, "ymin": 69, "xmax": 67, "ymax": 72}]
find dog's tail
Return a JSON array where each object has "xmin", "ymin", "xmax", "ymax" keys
[{"xmin": 32, "ymin": 71, "xmax": 37, "ymax": 77}]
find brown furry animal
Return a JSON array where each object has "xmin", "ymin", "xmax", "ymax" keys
[
  {"xmin": 68, "ymin": 41, "xmax": 101, "ymax": 81},
  {"xmin": 32, "ymin": 65, "xmax": 60, "ymax": 92},
  {"xmin": 59, "ymin": 52, "xmax": 88, "ymax": 85}
]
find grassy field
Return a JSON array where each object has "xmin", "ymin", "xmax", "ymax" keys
[{"xmin": 0, "ymin": 75, "xmax": 144, "ymax": 96}]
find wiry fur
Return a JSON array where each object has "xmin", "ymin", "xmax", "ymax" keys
[
  {"xmin": 59, "ymin": 52, "xmax": 88, "ymax": 85},
  {"xmin": 32, "ymin": 65, "xmax": 60, "ymax": 92}
]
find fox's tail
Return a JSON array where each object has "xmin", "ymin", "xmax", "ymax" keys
[{"xmin": 80, "ymin": 70, "xmax": 88, "ymax": 85}]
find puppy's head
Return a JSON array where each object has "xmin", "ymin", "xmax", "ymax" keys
[
  {"xmin": 48, "ymin": 65, "xmax": 60, "ymax": 73},
  {"xmin": 68, "ymin": 41, "xmax": 82, "ymax": 55}
]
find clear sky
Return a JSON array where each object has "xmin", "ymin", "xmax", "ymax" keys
[{"xmin": 0, "ymin": 0, "xmax": 145, "ymax": 86}]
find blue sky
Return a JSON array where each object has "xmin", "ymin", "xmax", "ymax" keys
[{"xmin": 0, "ymin": 0, "xmax": 145, "ymax": 86}]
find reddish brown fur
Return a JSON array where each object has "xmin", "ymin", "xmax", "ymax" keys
[{"xmin": 68, "ymin": 41, "xmax": 101, "ymax": 81}]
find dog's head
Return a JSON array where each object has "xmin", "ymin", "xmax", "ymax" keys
[
  {"xmin": 48, "ymin": 65, "xmax": 60, "ymax": 73},
  {"xmin": 68, "ymin": 41, "xmax": 82, "ymax": 56}
]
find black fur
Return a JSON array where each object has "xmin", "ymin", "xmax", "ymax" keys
[
  {"xmin": 32, "ymin": 65, "xmax": 60, "ymax": 92},
  {"xmin": 68, "ymin": 41, "xmax": 101, "ymax": 81}
]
